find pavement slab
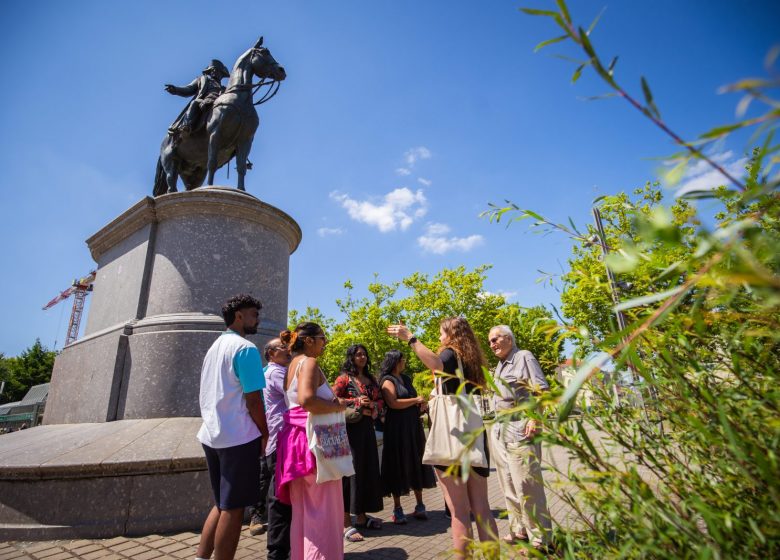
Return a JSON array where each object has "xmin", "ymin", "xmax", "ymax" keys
[{"xmin": 2, "ymin": 444, "xmax": 578, "ymax": 559}]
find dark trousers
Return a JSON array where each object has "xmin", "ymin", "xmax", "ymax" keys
[
  {"xmin": 258, "ymin": 450, "xmax": 292, "ymax": 560},
  {"xmin": 251, "ymin": 452, "xmax": 274, "ymax": 524}
]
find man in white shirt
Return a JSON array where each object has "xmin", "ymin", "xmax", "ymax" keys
[
  {"xmin": 488, "ymin": 324, "xmax": 552, "ymax": 551},
  {"xmin": 195, "ymin": 294, "xmax": 269, "ymax": 560}
]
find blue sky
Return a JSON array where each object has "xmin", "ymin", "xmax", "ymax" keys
[{"xmin": 0, "ymin": 1, "xmax": 776, "ymax": 356}]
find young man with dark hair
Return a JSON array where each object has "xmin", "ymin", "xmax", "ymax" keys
[{"xmin": 195, "ymin": 294, "xmax": 269, "ymax": 560}]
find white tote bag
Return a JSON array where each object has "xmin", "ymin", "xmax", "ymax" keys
[
  {"xmin": 306, "ymin": 409, "xmax": 355, "ymax": 483},
  {"xmin": 422, "ymin": 355, "xmax": 488, "ymax": 469}
]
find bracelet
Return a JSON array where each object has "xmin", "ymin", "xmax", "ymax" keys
[{"xmin": 408, "ymin": 336, "xmax": 418, "ymax": 346}]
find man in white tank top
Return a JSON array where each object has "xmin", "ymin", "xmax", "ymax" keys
[{"xmin": 195, "ymin": 295, "xmax": 269, "ymax": 560}]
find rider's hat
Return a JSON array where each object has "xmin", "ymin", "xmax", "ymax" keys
[{"xmin": 204, "ymin": 59, "xmax": 230, "ymax": 80}]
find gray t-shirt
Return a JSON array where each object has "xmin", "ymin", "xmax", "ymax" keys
[{"xmin": 493, "ymin": 347, "xmax": 549, "ymax": 443}]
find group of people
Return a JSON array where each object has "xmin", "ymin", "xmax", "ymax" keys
[{"xmin": 194, "ymin": 294, "xmax": 551, "ymax": 560}]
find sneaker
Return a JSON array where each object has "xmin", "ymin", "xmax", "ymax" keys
[
  {"xmin": 392, "ymin": 507, "xmax": 408, "ymax": 524},
  {"xmin": 249, "ymin": 517, "xmax": 267, "ymax": 536},
  {"xmin": 412, "ymin": 504, "xmax": 428, "ymax": 520}
]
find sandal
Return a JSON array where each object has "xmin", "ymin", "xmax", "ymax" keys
[
  {"xmin": 502, "ymin": 533, "xmax": 530, "ymax": 543},
  {"xmin": 343, "ymin": 526, "xmax": 364, "ymax": 542},
  {"xmin": 355, "ymin": 516, "xmax": 383, "ymax": 530}
]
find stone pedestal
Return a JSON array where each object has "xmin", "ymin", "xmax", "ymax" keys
[
  {"xmin": 0, "ymin": 419, "xmax": 209, "ymax": 540},
  {"xmin": 0, "ymin": 187, "xmax": 301, "ymax": 539},
  {"xmin": 44, "ymin": 187, "xmax": 301, "ymax": 424}
]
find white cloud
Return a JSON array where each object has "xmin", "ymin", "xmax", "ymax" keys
[
  {"xmin": 404, "ymin": 146, "xmax": 432, "ymax": 167},
  {"xmin": 395, "ymin": 167, "xmax": 411, "ymax": 176},
  {"xmin": 479, "ymin": 290, "xmax": 518, "ymax": 301},
  {"xmin": 317, "ymin": 227, "xmax": 344, "ymax": 237},
  {"xmin": 674, "ymin": 151, "xmax": 747, "ymax": 197},
  {"xmin": 330, "ymin": 188, "xmax": 427, "ymax": 232},
  {"xmin": 417, "ymin": 177, "xmax": 432, "ymax": 186},
  {"xmin": 417, "ymin": 223, "xmax": 484, "ymax": 254}
]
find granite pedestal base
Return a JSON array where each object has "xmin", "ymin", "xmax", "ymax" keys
[
  {"xmin": 1, "ymin": 187, "xmax": 302, "ymax": 539},
  {"xmin": 0, "ymin": 418, "xmax": 209, "ymax": 540},
  {"xmin": 44, "ymin": 187, "xmax": 301, "ymax": 424}
]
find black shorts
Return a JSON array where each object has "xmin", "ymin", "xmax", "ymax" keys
[
  {"xmin": 203, "ymin": 437, "xmax": 262, "ymax": 510},
  {"xmin": 434, "ymin": 432, "xmax": 491, "ymax": 478}
]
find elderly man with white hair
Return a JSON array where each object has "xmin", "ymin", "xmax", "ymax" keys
[{"xmin": 487, "ymin": 324, "xmax": 552, "ymax": 550}]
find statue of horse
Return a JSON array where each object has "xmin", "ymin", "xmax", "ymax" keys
[{"xmin": 153, "ymin": 38, "xmax": 286, "ymax": 196}]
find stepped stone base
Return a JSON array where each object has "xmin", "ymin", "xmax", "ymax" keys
[
  {"xmin": 1, "ymin": 187, "xmax": 303, "ymax": 539},
  {"xmin": 44, "ymin": 187, "xmax": 301, "ymax": 424},
  {"xmin": 0, "ymin": 418, "xmax": 209, "ymax": 540}
]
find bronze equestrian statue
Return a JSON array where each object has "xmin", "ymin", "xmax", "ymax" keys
[
  {"xmin": 154, "ymin": 37, "xmax": 286, "ymax": 195},
  {"xmin": 166, "ymin": 59, "xmax": 231, "ymax": 136}
]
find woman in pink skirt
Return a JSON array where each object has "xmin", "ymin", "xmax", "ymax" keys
[{"xmin": 276, "ymin": 322, "xmax": 347, "ymax": 560}]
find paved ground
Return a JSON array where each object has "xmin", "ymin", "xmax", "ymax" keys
[{"xmin": 0, "ymin": 460, "xmax": 574, "ymax": 560}]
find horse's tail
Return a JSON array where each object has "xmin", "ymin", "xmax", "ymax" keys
[{"xmin": 153, "ymin": 156, "xmax": 167, "ymax": 197}]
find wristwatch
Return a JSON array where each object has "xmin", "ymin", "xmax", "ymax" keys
[{"xmin": 408, "ymin": 336, "xmax": 418, "ymax": 346}]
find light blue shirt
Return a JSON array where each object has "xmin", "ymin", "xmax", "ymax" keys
[{"xmin": 233, "ymin": 346, "xmax": 265, "ymax": 393}]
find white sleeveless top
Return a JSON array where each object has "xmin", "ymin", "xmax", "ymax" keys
[{"xmin": 286, "ymin": 357, "xmax": 335, "ymax": 409}]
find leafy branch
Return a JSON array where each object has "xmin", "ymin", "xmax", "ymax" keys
[{"xmin": 522, "ymin": 1, "xmax": 780, "ymax": 194}]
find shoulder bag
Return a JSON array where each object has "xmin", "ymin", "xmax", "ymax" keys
[
  {"xmin": 294, "ymin": 360, "xmax": 356, "ymax": 483},
  {"xmin": 422, "ymin": 354, "xmax": 488, "ymax": 469}
]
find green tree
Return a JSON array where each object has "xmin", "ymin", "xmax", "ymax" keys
[
  {"xmin": 559, "ymin": 182, "xmax": 697, "ymax": 351},
  {"xmin": 0, "ymin": 339, "xmax": 57, "ymax": 404},
  {"xmin": 0, "ymin": 353, "xmax": 11, "ymax": 403},
  {"xmin": 289, "ymin": 265, "xmax": 563, "ymax": 383}
]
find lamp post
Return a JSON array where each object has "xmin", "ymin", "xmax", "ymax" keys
[{"xmin": 591, "ymin": 206, "xmax": 656, "ymax": 424}]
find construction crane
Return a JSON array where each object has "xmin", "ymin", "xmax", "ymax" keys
[{"xmin": 42, "ymin": 271, "xmax": 96, "ymax": 346}]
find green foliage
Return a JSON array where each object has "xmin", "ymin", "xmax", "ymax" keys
[
  {"xmin": 487, "ymin": 168, "xmax": 780, "ymax": 560},
  {"xmin": 0, "ymin": 339, "xmax": 57, "ymax": 404},
  {"xmin": 288, "ymin": 266, "xmax": 563, "ymax": 384},
  {"xmin": 559, "ymin": 182, "xmax": 698, "ymax": 351},
  {"xmin": 521, "ymin": 0, "xmax": 779, "ymax": 194},
  {"xmin": 475, "ymin": 2, "xmax": 780, "ymax": 558}
]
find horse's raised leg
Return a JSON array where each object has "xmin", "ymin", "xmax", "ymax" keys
[{"xmin": 235, "ymin": 138, "xmax": 254, "ymax": 191}]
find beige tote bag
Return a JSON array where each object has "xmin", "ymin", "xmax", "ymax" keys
[{"xmin": 422, "ymin": 354, "xmax": 488, "ymax": 469}]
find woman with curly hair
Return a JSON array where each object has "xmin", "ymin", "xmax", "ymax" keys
[
  {"xmin": 332, "ymin": 344, "xmax": 385, "ymax": 542},
  {"xmin": 387, "ymin": 317, "xmax": 498, "ymax": 557},
  {"xmin": 378, "ymin": 349, "xmax": 436, "ymax": 524}
]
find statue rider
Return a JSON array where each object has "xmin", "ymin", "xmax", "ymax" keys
[{"xmin": 166, "ymin": 59, "xmax": 231, "ymax": 135}]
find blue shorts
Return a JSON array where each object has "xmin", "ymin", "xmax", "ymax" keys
[{"xmin": 203, "ymin": 437, "xmax": 262, "ymax": 510}]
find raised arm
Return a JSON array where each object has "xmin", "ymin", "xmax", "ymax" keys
[
  {"xmin": 386, "ymin": 324, "xmax": 444, "ymax": 372},
  {"xmin": 164, "ymin": 77, "xmax": 200, "ymax": 97}
]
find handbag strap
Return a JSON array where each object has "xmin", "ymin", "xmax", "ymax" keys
[
  {"xmin": 291, "ymin": 356, "xmax": 327, "ymax": 390},
  {"xmin": 293, "ymin": 356, "xmax": 308, "ymax": 379},
  {"xmin": 455, "ymin": 354, "xmax": 465, "ymax": 381},
  {"xmin": 432, "ymin": 350, "xmax": 466, "ymax": 394}
]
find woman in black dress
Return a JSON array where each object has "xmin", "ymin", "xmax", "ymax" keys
[
  {"xmin": 379, "ymin": 350, "xmax": 436, "ymax": 524},
  {"xmin": 332, "ymin": 344, "xmax": 384, "ymax": 542}
]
